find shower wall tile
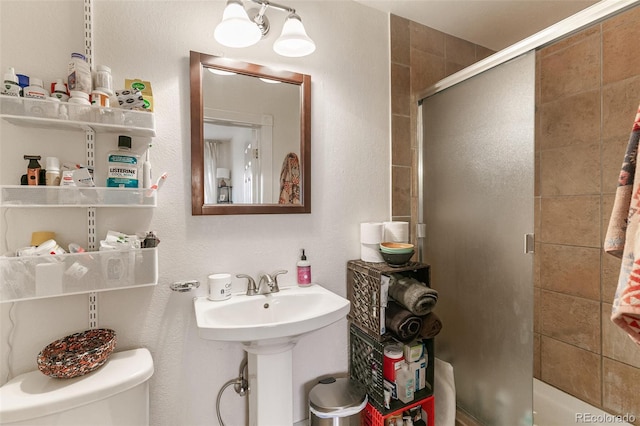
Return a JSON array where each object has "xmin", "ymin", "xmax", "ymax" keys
[
  {"xmin": 534, "ymin": 152, "xmax": 541, "ymax": 197},
  {"xmin": 445, "ymin": 61, "xmax": 467, "ymax": 76},
  {"xmin": 540, "ymin": 144, "xmax": 600, "ymax": 196},
  {"xmin": 538, "ymin": 90, "xmax": 600, "ymax": 150},
  {"xmin": 410, "ymin": 49, "xmax": 446, "ymax": 94},
  {"xmin": 538, "ymin": 26, "xmax": 600, "ymax": 59},
  {"xmin": 539, "ymin": 195, "xmax": 600, "ymax": 247},
  {"xmin": 392, "ymin": 114, "xmax": 411, "ymax": 167},
  {"xmin": 534, "ymin": 285, "xmax": 541, "ymax": 332},
  {"xmin": 392, "ymin": 165, "xmax": 411, "ymax": 217},
  {"xmin": 539, "ymin": 33, "xmax": 600, "ymax": 103},
  {"xmin": 540, "ymin": 290, "xmax": 601, "ymax": 352},
  {"xmin": 603, "ymin": 358, "xmax": 640, "ymax": 423},
  {"xmin": 390, "ymin": 14, "xmax": 410, "ymax": 66},
  {"xmin": 602, "ymin": 76, "xmax": 640, "ymax": 141},
  {"xmin": 409, "ymin": 22, "xmax": 445, "ymax": 56},
  {"xmin": 475, "ymin": 45, "xmax": 494, "ymax": 61},
  {"xmin": 602, "ymin": 6, "xmax": 640, "ymax": 85},
  {"xmin": 602, "ymin": 303, "xmax": 640, "ymax": 369},
  {"xmin": 391, "ymin": 63, "xmax": 410, "ymax": 116},
  {"xmin": 541, "ymin": 336, "xmax": 602, "ymax": 407},
  {"xmin": 533, "ymin": 333, "xmax": 541, "ymax": 379},
  {"xmin": 444, "ymin": 35, "xmax": 477, "ymax": 69},
  {"xmin": 601, "ymin": 246, "xmax": 621, "ymax": 303},
  {"xmin": 601, "ymin": 194, "xmax": 616, "ymax": 249},
  {"xmin": 539, "ymin": 244, "xmax": 600, "ymax": 300}
]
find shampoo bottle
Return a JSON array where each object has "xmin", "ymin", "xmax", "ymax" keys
[
  {"xmin": 297, "ymin": 249, "xmax": 311, "ymax": 286},
  {"xmin": 106, "ymin": 135, "xmax": 140, "ymax": 188}
]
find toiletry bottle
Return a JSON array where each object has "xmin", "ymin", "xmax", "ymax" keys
[
  {"xmin": 142, "ymin": 145, "xmax": 152, "ymax": 189},
  {"xmin": 51, "ymin": 79, "xmax": 70, "ymax": 101},
  {"xmin": 68, "ymin": 52, "xmax": 92, "ymax": 94},
  {"xmin": 24, "ymin": 155, "xmax": 42, "ymax": 186},
  {"xmin": 1, "ymin": 67, "xmax": 20, "ymax": 97},
  {"xmin": 106, "ymin": 135, "xmax": 140, "ymax": 188},
  {"xmin": 396, "ymin": 362, "xmax": 415, "ymax": 403},
  {"xmin": 94, "ymin": 65, "xmax": 113, "ymax": 95},
  {"xmin": 45, "ymin": 157, "xmax": 61, "ymax": 186},
  {"xmin": 23, "ymin": 77, "xmax": 49, "ymax": 99},
  {"xmin": 297, "ymin": 249, "xmax": 311, "ymax": 286}
]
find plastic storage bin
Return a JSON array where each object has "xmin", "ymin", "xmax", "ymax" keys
[
  {"xmin": 308, "ymin": 377, "xmax": 367, "ymax": 426},
  {"xmin": 362, "ymin": 395, "xmax": 434, "ymax": 426}
]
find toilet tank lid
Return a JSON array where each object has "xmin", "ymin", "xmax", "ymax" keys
[{"xmin": 0, "ymin": 348, "xmax": 154, "ymax": 424}]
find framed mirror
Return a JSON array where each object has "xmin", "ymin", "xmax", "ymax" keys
[{"xmin": 190, "ymin": 51, "xmax": 311, "ymax": 215}]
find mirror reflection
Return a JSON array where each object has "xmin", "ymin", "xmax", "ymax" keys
[{"xmin": 190, "ymin": 51, "xmax": 311, "ymax": 215}]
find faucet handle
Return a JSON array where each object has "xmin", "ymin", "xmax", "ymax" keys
[
  {"xmin": 236, "ymin": 274, "xmax": 257, "ymax": 296},
  {"xmin": 271, "ymin": 270, "xmax": 288, "ymax": 291}
]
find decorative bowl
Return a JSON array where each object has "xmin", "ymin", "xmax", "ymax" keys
[
  {"xmin": 380, "ymin": 250, "xmax": 415, "ymax": 266},
  {"xmin": 37, "ymin": 328, "xmax": 117, "ymax": 379},
  {"xmin": 380, "ymin": 242, "xmax": 415, "ymax": 254}
]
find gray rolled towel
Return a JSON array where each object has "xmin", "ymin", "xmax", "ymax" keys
[
  {"xmin": 385, "ymin": 301, "xmax": 423, "ymax": 342},
  {"xmin": 388, "ymin": 274, "xmax": 438, "ymax": 316}
]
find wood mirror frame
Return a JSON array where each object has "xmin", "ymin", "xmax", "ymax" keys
[{"xmin": 190, "ymin": 51, "xmax": 311, "ymax": 215}]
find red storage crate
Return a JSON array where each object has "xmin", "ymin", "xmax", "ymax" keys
[{"xmin": 362, "ymin": 395, "xmax": 434, "ymax": 426}]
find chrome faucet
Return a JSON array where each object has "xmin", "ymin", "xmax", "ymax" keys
[{"xmin": 237, "ymin": 270, "xmax": 287, "ymax": 296}]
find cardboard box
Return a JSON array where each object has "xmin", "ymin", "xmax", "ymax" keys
[{"xmin": 125, "ymin": 79, "xmax": 153, "ymax": 112}]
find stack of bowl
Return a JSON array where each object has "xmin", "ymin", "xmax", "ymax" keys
[{"xmin": 379, "ymin": 242, "xmax": 414, "ymax": 266}]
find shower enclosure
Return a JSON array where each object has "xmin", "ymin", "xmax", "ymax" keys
[{"xmin": 420, "ymin": 52, "xmax": 536, "ymax": 425}]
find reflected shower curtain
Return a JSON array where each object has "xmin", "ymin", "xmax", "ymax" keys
[{"xmin": 203, "ymin": 140, "xmax": 217, "ymax": 204}]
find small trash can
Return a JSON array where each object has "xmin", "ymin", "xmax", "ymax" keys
[{"xmin": 309, "ymin": 377, "xmax": 367, "ymax": 426}]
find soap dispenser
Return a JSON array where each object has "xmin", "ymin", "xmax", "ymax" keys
[{"xmin": 297, "ymin": 249, "xmax": 311, "ymax": 286}]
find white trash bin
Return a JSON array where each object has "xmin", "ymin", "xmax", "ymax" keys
[{"xmin": 309, "ymin": 377, "xmax": 367, "ymax": 426}]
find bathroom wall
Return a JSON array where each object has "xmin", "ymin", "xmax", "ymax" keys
[
  {"xmin": 0, "ymin": 1, "xmax": 391, "ymax": 424},
  {"xmin": 535, "ymin": 4, "xmax": 640, "ymax": 423},
  {"xmin": 389, "ymin": 15, "xmax": 494, "ymax": 242}
]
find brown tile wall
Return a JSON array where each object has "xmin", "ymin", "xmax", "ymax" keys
[
  {"xmin": 535, "ymin": 5, "xmax": 640, "ymax": 423},
  {"xmin": 389, "ymin": 14, "xmax": 494, "ymax": 244}
]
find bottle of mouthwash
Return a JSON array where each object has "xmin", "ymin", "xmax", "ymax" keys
[{"xmin": 106, "ymin": 135, "xmax": 140, "ymax": 188}]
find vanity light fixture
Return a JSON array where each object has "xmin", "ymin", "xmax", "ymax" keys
[{"xmin": 214, "ymin": 0, "xmax": 316, "ymax": 57}]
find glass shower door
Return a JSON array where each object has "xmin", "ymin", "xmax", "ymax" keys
[{"xmin": 420, "ymin": 52, "xmax": 535, "ymax": 425}]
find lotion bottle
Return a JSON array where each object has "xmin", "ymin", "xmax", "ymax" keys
[{"xmin": 297, "ymin": 249, "xmax": 311, "ymax": 286}]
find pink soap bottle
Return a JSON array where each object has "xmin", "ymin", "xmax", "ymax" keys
[{"xmin": 297, "ymin": 249, "xmax": 311, "ymax": 286}]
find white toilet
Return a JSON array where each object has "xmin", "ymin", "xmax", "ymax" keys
[{"xmin": 0, "ymin": 348, "xmax": 154, "ymax": 425}]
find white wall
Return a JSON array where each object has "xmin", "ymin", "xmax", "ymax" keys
[{"xmin": 0, "ymin": 1, "xmax": 390, "ymax": 425}]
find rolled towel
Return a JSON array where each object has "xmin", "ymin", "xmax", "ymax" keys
[
  {"xmin": 420, "ymin": 312, "xmax": 443, "ymax": 338},
  {"xmin": 385, "ymin": 301, "xmax": 423, "ymax": 342},
  {"xmin": 388, "ymin": 274, "xmax": 438, "ymax": 316}
]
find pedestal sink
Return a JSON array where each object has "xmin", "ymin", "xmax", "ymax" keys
[{"xmin": 193, "ymin": 284, "xmax": 350, "ymax": 426}]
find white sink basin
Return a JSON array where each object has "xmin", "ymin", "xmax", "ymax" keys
[{"xmin": 193, "ymin": 284, "xmax": 350, "ymax": 343}]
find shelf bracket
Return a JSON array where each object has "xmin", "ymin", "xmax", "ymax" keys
[{"xmin": 85, "ymin": 0, "xmax": 96, "ymax": 328}]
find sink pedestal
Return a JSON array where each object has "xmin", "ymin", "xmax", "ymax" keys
[{"xmin": 245, "ymin": 340, "xmax": 297, "ymax": 426}]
